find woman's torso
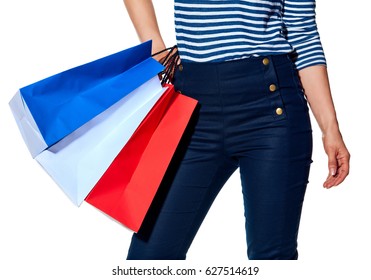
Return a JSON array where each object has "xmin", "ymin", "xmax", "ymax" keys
[
  {"xmin": 174, "ymin": 0, "xmax": 326, "ymax": 68},
  {"xmin": 174, "ymin": 0, "xmax": 293, "ymax": 62}
]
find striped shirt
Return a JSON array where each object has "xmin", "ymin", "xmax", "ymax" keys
[{"xmin": 174, "ymin": 0, "xmax": 326, "ymax": 69}]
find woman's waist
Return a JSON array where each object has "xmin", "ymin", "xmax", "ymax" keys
[{"xmin": 175, "ymin": 53, "xmax": 294, "ymax": 84}]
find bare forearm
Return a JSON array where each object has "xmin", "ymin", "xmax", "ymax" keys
[
  {"xmin": 299, "ymin": 65, "xmax": 350, "ymax": 188},
  {"xmin": 123, "ymin": 0, "xmax": 166, "ymax": 54},
  {"xmin": 298, "ymin": 65, "xmax": 339, "ymax": 135}
]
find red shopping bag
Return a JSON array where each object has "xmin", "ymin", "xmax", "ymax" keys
[{"xmin": 85, "ymin": 85, "xmax": 197, "ymax": 232}]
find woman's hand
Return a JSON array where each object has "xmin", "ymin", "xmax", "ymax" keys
[
  {"xmin": 322, "ymin": 129, "xmax": 350, "ymax": 188},
  {"xmin": 152, "ymin": 51, "xmax": 169, "ymax": 63}
]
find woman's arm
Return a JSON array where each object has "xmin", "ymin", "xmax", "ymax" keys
[
  {"xmin": 123, "ymin": 0, "xmax": 167, "ymax": 60},
  {"xmin": 283, "ymin": 0, "xmax": 350, "ymax": 188},
  {"xmin": 299, "ymin": 65, "xmax": 350, "ymax": 188},
  {"xmin": 282, "ymin": 0, "xmax": 326, "ymax": 70}
]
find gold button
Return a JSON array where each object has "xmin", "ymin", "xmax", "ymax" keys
[
  {"xmin": 262, "ymin": 58, "xmax": 270, "ymax": 65},
  {"xmin": 269, "ymin": 84, "xmax": 277, "ymax": 92},
  {"xmin": 178, "ymin": 64, "xmax": 183, "ymax": 71},
  {"xmin": 276, "ymin": 107, "xmax": 283, "ymax": 115}
]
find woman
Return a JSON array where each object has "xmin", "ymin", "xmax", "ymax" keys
[{"xmin": 124, "ymin": 0, "xmax": 350, "ymax": 260}]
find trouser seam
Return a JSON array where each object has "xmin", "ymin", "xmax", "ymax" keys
[{"xmin": 215, "ymin": 64, "xmax": 229, "ymax": 161}]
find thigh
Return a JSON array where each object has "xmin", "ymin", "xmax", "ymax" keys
[
  {"xmin": 127, "ymin": 145, "xmax": 237, "ymax": 260},
  {"xmin": 127, "ymin": 68, "xmax": 239, "ymax": 260},
  {"xmin": 240, "ymin": 154, "xmax": 311, "ymax": 260},
  {"xmin": 239, "ymin": 60, "xmax": 313, "ymax": 259},
  {"xmin": 239, "ymin": 113, "xmax": 312, "ymax": 259}
]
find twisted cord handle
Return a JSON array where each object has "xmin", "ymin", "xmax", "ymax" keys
[{"xmin": 152, "ymin": 45, "xmax": 180, "ymax": 85}]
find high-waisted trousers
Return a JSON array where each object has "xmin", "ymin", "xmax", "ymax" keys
[{"xmin": 127, "ymin": 54, "xmax": 313, "ymax": 260}]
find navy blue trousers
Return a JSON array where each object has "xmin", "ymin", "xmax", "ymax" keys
[{"xmin": 127, "ymin": 54, "xmax": 313, "ymax": 260}]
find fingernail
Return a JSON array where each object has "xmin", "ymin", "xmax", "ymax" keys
[{"xmin": 331, "ymin": 168, "xmax": 336, "ymax": 176}]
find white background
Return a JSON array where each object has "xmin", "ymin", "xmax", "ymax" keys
[{"xmin": 0, "ymin": 1, "xmax": 370, "ymax": 279}]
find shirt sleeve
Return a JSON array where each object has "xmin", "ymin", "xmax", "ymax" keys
[{"xmin": 282, "ymin": 0, "xmax": 326, "ymax": 70}]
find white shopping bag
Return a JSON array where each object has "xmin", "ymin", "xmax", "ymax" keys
[{"xmin": 35, "ymin": 77, "xmax": 165, "ymax": 206}]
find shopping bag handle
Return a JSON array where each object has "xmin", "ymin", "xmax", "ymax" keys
[{"xmin": 152, "ymin": 45, "xmax": 179, "ymax": 85}]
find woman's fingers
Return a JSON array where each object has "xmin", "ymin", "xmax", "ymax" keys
[{"xmin": 323, "ymin": 146, "xmax": 350, "ymax": 188}]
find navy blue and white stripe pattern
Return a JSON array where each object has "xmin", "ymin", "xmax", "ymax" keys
[{"xmin": 174, "ymin": 0, "xmax": 326, "ymax": 69}]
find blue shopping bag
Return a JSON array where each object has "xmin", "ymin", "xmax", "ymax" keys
[{"xmin": 9, "ymin": 41, "xmax": 163, "ymax": 157}]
